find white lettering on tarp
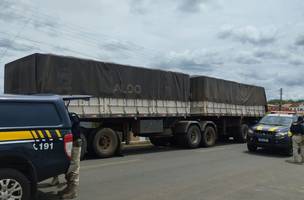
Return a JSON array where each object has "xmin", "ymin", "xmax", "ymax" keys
[{"xmin": 113, "ymin": 84, "xmax": 142, "ymax": 94}]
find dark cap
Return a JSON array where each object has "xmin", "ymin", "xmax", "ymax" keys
[
  {"xmin": 297, "ymin": 116, "xmax": 303, "ymax": 123},
  {"xmin": 69, "ymin": 112, "xmax": 80, "ymax": 124}
]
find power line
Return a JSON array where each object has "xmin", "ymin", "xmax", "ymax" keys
[
  {"xmin": 4, "ymin": 7, "xmax": 162, "ymax": 59},
  {"xmin": 279, "ymin": 88, "xmax": 283, "ymax": 111},
  {"xmin": 0, "ymin": 31, "xmax": 101, "ymax": 61},
  {"xmin": 0, "ymin": 17, "xmax": 32, "ymax": 64}
]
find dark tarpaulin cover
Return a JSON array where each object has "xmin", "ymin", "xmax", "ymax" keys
[
  {"xmin": 4, "ymin": 53, "xmax": 190, "ymax": 101},
  {"xmin": 190, "ymin": 76, "xmax": 267, "ymax": 106}
]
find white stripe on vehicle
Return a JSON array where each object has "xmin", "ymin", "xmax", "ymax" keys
[{"xmin": 0, "ymin": 140, "xmax": 36, "ymax": 145}]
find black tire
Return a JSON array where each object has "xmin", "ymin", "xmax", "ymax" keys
[
  {"xmin": 183, "ymin": 125, "xmax": 202, "ymax": 148},
  {"xmin": 201, "ymin": 126, "xmax": 217, "ymax": 147},
  {"xmin": 93, "ymin": 128, "xmax": 119, "ymax": 158},
  {"xmin": 80, "ymin": 133, "xmax": 88, "ymax": 160},
  {"xmin": 235, "ymin": 124, "xmax": 249, "ymax": 143},
  {"xmin": 283, "ymin": 147, "xmax": 293, "ymax": 156},
  {"xmin": 0, "ymin": 168, "xmax": 31, "ymax": 200},
  {"xmin": 149, "ymin": 137, "xmax": 170, "ymax": 147},
  {"xmin": 247, "ymin": 143, "xmax": 257, "ymax": 152}
]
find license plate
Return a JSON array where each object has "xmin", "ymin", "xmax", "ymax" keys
[{"xmin": 258, "ymin": 138, "xmax": 269, "ymax": 143}]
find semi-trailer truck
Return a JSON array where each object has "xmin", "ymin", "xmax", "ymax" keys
[{"xmin": 4, "ymin": 53, "xmax": 267, "ymax": 158}]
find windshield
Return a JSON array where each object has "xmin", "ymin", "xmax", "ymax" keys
[{"xmin": 259, "ymin": 115, "xmax": 294, "ymax": 126}]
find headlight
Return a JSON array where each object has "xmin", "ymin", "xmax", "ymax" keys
[
  {"xmin": 248, "ymin": 129, "xmax": 254, "ymax": 135},
  {"xmin": 275, "ymin": 132, "xmax": 288, "ymax": 139}
]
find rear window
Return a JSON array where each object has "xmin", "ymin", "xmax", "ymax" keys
[{"xmin": 0, "ymin": 102, "xmax": 62, "ymax": 128}]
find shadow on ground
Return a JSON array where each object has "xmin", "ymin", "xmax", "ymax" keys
[
  {"xmin": 243, "ymin": 148, "xmax": 292, "ymax": 158},
  {"xmin": 36, "ymin": 190, "xmax": 60, "ymax": 200},
  {"xmin": 84, "ymin": 139, "xmax": 240, "ymax": 160},
  {"xmin": 36, "ymin": 182, "xmax": 67, "ymax": 200}
]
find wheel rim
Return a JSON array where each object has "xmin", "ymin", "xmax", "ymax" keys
[
  {"xmin": 99, "ymin": 135, "xmax": 112, "ymax": 150},
  {"xmin": 0, "ymin": 179, "xmax": 23, "ymax": 200},
  {"xmin": 190, "ymin": 129, "xmax": 199, "ymax": 144},
  {"xmin": 206, "ymin": 129, "xmax": 215, "ymax": 145}
]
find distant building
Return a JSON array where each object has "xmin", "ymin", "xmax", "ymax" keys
[
  {"xmin": 282, "ymin": 103, "xmax": 293, "ymax": 111},
  {"xmin": 268, "ymin": 104, "xmax": 291, "ymax": 112},
  {"xmin": 289, "ymin": 103, "xmax": 299, "ymax": 111},
  {"xmin": 267, "ymin": 103, "xmax": 304, "ymax": 113},
  {"xmin": 290, "ymin": 103, "xmax": 304, "ymax": 112},
  {"xmin": 268, "ymin": 104, "xmax": 279, "ymax": 111}
]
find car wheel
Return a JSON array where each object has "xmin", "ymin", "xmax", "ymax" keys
[
  {"xmin": 0, "ymin": 168, "xmax": 31, "ymax": 200},
  {"xmin": 93, "ymin": 128, "xmax": 119, "ymax": 158},
  {"xmin": 247, "ymin": 143, "xmax": 257, "ymax": 152},
  {"xmin": 235, "ymin": 124, "xmax": 249, "ymax": 143},
  {"xmin": 283, "ymin": 147, "xmax": 293, "ymax": 156}
]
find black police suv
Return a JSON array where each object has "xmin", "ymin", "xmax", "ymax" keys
[
  {"xmin": 247, "ymin": 113, "xmax": 299, "ymax": 155},
  {"xmin": 0, "ymin": 95, "xmax": 73, "ymax": 200}
]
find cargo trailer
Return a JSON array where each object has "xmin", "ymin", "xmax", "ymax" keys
[
  {"xmin": 189, "ymin": 76, "xmax": 266, "ymax": 144},
  {"xmin": 4, "ymin": 53, "xmax": 267, "ymax": 158}
]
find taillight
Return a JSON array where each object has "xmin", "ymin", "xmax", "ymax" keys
[{"xmin": 64, "ymin": 133, "xmax": 73, "ymax": 160}]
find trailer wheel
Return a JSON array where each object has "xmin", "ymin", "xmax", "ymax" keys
[
  {"xmin": 183, "ymin": 125, "xmax": 201, "ymax": 148},
  {"xmin": 149, "ymin": 137, "xmax": 170, "ymax": 147},
  {"xmin": 93, "ymin": 128, "xmax": 119, "ymax": 158},
  {"xmin": 201, "ymin": 126, "xmax": 217, "ymax": 147},
  {"xmin": 80, "ymin": 133, "xmax": 88, "ymax": 160},
  {"xmin": 235, "ymin": 124, "xmax": 249, "ymax": 143}
]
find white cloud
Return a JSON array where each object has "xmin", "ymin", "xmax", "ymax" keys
[
  {"xmin": 0, "ymin": 38, "xmax": 33, "ymax": 52},
  {"xmin": 154, "ymin": 49, "xmax": 224, "ymax": 74},
  {"xmin": 218, "ymin": 25, "xmax": 277, "ymax": 46},
  {"xmin": 295, "ymin": 35, "xmax": 304, "ymax": 46},
  {"xmin": 288, "ymin": 56, "xmax": 304, "ymax": 66},
  {"xmin": 128, "ymin": 0, "xmax": 219, "ymax": 14},
  {"xmin": 177, "ymin": 0, "xmax": 219, "ymax": 13},
  {"xmin": 253, "ymin": 49, "xmax": 289, "ymax": 60},
  {"xmin": 0, "ymin": 0, "xmax": 304, "ymax": 100},
  {"xmin": 232, "ymin": 50, "xmax": 261, "ymax": 65}
]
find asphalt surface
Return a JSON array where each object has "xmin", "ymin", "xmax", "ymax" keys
[{"xmin": 38, "ymin": 142, "xmax": 304, "ymax": 200}]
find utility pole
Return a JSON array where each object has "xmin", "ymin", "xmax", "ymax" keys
[{"xmin": 279, "ymin": 88, "xmax": 283, "ymax": 111}]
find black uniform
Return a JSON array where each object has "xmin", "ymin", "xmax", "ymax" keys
[
  {"xmin": 69, "ymin": 113, "xmax": 82, "ymax": 146},
  {"xmin": 290, "ymin": 117, "xmax": 304, "ymax": 135}
]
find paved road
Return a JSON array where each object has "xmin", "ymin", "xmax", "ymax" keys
[{"xmin": 38, "ymin": 143, "xmax": 304, "ymax": 200}]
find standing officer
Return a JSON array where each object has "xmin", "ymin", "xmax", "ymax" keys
[
  {"xmin": 290, "ymin": 116, "xmax": 304, "ymax": 163},
  {"xmin": 53, "ymin": 113, "xmax": 82, "ymax": 199}
]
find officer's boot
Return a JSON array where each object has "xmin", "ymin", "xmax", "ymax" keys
[
  {"xmin": 50, "ymin": 176, "xmax": 60, "ymax": 186},
  {"xmin": 301, "ymin": 140, "xmax": 304, "ymax": 163},
  {"xmin": 60, "ymin": 184, "xmax": 78, "ymax": 199},
  {"xmin": 57, "ymin": 172, "xmax": 74, "ymax": 196},
  {"xmin": 57, "ymin": 185, "xmax": 70, "ymax": 196}
]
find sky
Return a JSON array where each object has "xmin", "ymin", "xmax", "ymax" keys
[{"xmin": 0, "ymin": 0, "xmax": 304, "ymax": 100}]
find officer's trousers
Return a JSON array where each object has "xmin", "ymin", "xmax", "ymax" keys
[
  {"xmin": 292, "ymin": 135, "xmax": 304, "ymax": 163},
  {"xmin": 66, "ymin": 140, "xmax": 82, "ymax": 186}
]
